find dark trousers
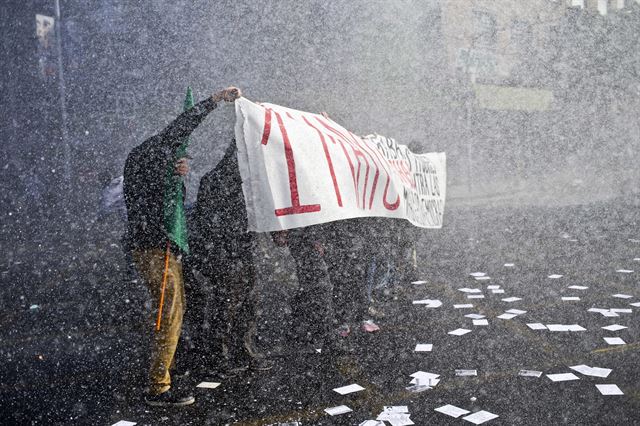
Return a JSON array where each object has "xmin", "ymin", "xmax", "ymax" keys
[
  {"xmin": 179, "ymin": 246, "xmax": 258, "ymax": 368},
  {"xmin": 217, "ymin": 254, "xmax": 258, "ymax": 360},
  {"xmin": 324, "ymin": 238, "xmax": 368, "ymax": 325},
  {"xmin": 288, "ymin": 231, "xmax": 333, "ymax": 344}
]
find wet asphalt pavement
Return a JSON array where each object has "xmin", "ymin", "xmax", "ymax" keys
[{"xmin": 2, "ymin": 200, "xmax": 639, "ymax": 425}]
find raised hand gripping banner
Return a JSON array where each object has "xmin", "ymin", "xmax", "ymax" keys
[{"xmin": 234, "ymin": 98, "xmax": 446, "ymax": 232}]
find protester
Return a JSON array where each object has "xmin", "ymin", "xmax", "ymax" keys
[
  {"xmin": 274, "ymin": 218, "xmax": 377, "ymax": 352},
  {"xmin": 363, "ymin": 218, "xmax": 419, "ymax": 318},
  {"xmin": 321, "ymin": 219, "xmax": 376, "ymax": 337},
  {"xmin": 123, "ymin": 86, "xmax": 240, "ymax": 407},
  {"xmin": 394, "ymin": 219, "xmax": 419, "ymax": 284},
  {"xmin": 188, "ymin": 139, "xmax": 274, "ymax": 376},
  {"xmin": 274, "ymin": 226, "xmax": 333, "ymax": 351}
]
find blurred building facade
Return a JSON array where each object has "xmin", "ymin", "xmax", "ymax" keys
[{"xmin": 439, "ymin": 0, "xmax": 640, "ymax": 200}]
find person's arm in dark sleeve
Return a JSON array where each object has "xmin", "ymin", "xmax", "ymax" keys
[
  {"xmin": 158, "ymin": 86, "xmax": 243, "ymax": 150},
  {"xmin": 158, "ymin": 97, "xmax": 218, "ymax": 149}
]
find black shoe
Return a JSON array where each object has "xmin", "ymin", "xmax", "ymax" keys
[
  {"xmin": 145, "ymin": 389, "xmax": 195, "ymax": 407},
  {"xmin": 221, "ymin": 359, "xmax": 250, "ymax": 378},
  {"xmin": 250, "ymin": 357, "xmax": 275, "ymax": 371}
]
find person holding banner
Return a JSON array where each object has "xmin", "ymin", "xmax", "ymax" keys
[
  {"xmin": 320, "ymin": 219, "xmax": 375, "ymax": 338},
  {"xmin": 274, "ymin": 226, "xmax": 333, "ymax": 351},
  {"xmin": 188, "ymin": 139, "xmax": 274, "ymax": 376},
  {"xmin": 123, "ymin": 86, "xmax": 240, "ymax": 407}
]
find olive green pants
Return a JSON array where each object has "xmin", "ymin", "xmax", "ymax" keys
[{"xmin": 133, "ymin": 248, "xmax": 185, "ymax": 395}]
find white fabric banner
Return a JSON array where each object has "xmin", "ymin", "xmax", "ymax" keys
[{"xmin": 234, "ymin": 98, "xmax": 446, "ymax": 232}]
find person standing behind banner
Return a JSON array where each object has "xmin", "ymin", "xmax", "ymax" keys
[
  {"xmin": 272, "ymin": 226, "xmax": 333, "ymax": 352},
  {"xmin": 123, "ymin": 86, "xmax": 241, "ymax": 407},
  {"xmin": 188, "ymin": 139, "xmax": 274, "ymax": 377},
  {"xmin": 321, "ymin": 219, "xmax": 375, "ymax": 338}
]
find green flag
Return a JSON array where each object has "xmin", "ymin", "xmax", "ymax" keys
[{"xmin": 163, "ymin": 87, "xmax": 194, "ymax": 253}]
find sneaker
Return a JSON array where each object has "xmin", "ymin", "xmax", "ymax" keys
[
  {"xmin": 145, "ymin": 389, "xmax": 195, "ymax": 407},
  {"xmin": 361, "ymin": 320, "xmax": 380, "ymax": 333},
  {"xmin": 221, "ymin": 359, "xmax": 250, "ymax": 377},
  {"xmin": 250, "ymin": 357, "xmax": 275, "ymax": 371},
  {"xmin": 337, "ymin": 324, "xmax": 351, "ymax": 338}
]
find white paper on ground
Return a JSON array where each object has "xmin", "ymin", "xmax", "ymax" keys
[
  {"xmin": 196, "ymin": 382, "xmax": 221, "ymax": 389},
  {"xmin": 546, "ymin": 324, "xmax": 586, "ymax": 332},
  {"xmin": 434, "ymin": 404, "xmax": 470, "ymax": 418},
  {"xmin": 459, "ymin": 288, "xmax": 482, "ymax": 293},
  {"xmin": 518, "ymin": 370, "xmax": 542, "ymax": 377},
  {"xmin": 596, "ymin": 384, "xmax": 624, "ymax": 395},
  {"xmin": 325, "ymin": 405, "xmax": 353, "ymax": 415},
  {"xmin": 470, "ymin": 272, "xmax": 486, "ymax": 277},
  {"xmin": 569, "ymin": 365, "xmax": 612, "ymax": 378},
  {"xmin": 448, "ymin": 328, "xmax": 472, "ymax": 336},
  {"xmin": 473, "ymin": 319, "xmax": 489, "ymax": 326},
  {"xmin": 588, "ymin": 307, "xmax": 608, "ymax": 313},
  {"xmin": 634, "ymin": 258, "xmax": 640, "ymax": 261},
  {"xmin": 562, "ymin": 297, "xmax": 580, "ymax": 301},
  {"xmin": 630, "ymin": 302, "xmax": 640, "ymax": 307},
  {"xmin": 616, "ymin": 269, "xmax": 634, "ymax": 273},
  {"xmin": 454, "ymin": 304, "xmax": 474, "ymax": 309},
  {"xmin": 504, "ymin": 263, "xmax": 515, "ymax": 267},
  {"xmin": 359, "ymin": 421, "xmax": 385, "ymax": 426},
  {"xmin": 492, "ymin": 289, "xmax": 505, "ymax": 294},
  {"xmin": 601, "ymin": 324, "xmax": 627, "ymax": 331},
  {"xmin": 602, "ymin": 312, "xmax": 620, "ymax": 317},
  {"xmin": 468, "ymin": 295, "xmax": 485, "ymax": 299},
  {"xmin": 421, "ymin": 377, "xmax": 440, "ymax": 387},
  {"xmin": 547, "ymin": 324, "xmax": 569, "ymax": 331},
  {"xmin": 497, "ymin": 313, "xmax": 517, "ymax": 320},
  {"xmin": 411, "ymin": 280, "xmax": 427, "ymax": 285},
  {"xmin": 412, "ymin": 299, "xmax": 442, "ymax": 308},
  {"xmin": 610, "ymin": 308, "xmax": 632, "ymax": 313},
  {"xmin": 455, "ymin": 369, "xmax": 477, "ymax": 376},
  {"xmin": 527, "ymin": 323, "xmax": 547, "ymax": 330},
  {"xmin": 502, "ymin": 297, "xmax": 522, "ymax": 302},
  {"xmin": 487, "ymin": 285, "xmax": 500, "ymax": 290},
  {"xmin": 462, "ymin": 410, "xmax": 499, "ymax": 424},
  {"xmin": 405, "ymin": 384, "xmax": 430, "ymax": 393},
  {"xmin": 111, "ymin": 422, "xmax": 136, "ymax": 426},
  {"xmin": 410, "ymin": 372, "xmax": 441, "ymax": 387},
  {"xmin": 506, "ymin": 309, "xmax": 526, "ymax": 315},
  {"xmin": 382, "ymin": 406, "xmax": 409, "ymax": 413},
  {"xmin": 415, "ymin": 343, "xmax": 433, "ymax": 352},
  {"xmin": 612, "ymin": 294, "xmax": 633, "ymax": 299},
  {"xmin": 409, "ymin": 377, "xmax": 441, "ymax": 387},
  {"xmin": 568, "ymin": 285, "xmax": 589, "ymax": 290},
  {"xmin": 474, "ymin": 276, "xmax": 491, "ymax": 281},
  {"xmin": 548, "ymin": 274, "xmax": 563, "ymax": 279},
  {"xmin": 604, "ymin": 337, "xmax": 626, "ymax": 345},
  {"xmin": 333, "ymin": 384, "xmax": 365, "ymax": 395},
  {"xmin": 410, "ymin": 371, "xmax": 440, "ymax": 381},
  {"xmin": 383, "ymin": 415, "xmax": 414, "ymax": 426},
  {"xmin": 546, "ymin": 373, "xmax": 580, "ymax": 382},
  {"xmin": 465, "ymin": 314, "xmax": 486, "ymax": 319}
]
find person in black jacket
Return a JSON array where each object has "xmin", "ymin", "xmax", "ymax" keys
[
  {"xmin": 187, "ymin": 140, "xmax": 273, "ymax": 376},
  {"xmin": 123, "ymin": 86, "xmax": 241, "ymax": 407}
]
